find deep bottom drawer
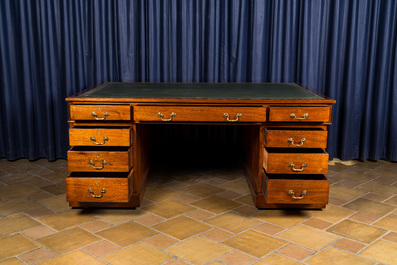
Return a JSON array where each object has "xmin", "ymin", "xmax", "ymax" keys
[
  {"xmin": 263, "ymin": 171, "xmax": 329, "ymax": 205},
  {"xmin": 66, "ymin": 170, "xmax": 133, "ymax": 203}
]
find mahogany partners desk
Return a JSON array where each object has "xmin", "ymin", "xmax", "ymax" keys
[{"xmin": 66, "ymin": 83, "xmax": 335, "ymax": 209}]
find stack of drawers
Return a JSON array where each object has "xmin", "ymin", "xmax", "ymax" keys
[
  {"xmin": 66, "ymin": 104, "xmax": 134, "ymax": 206},
  {"xmin": 262, "ymin": 106, "xmax": 331, "ymax": 208}
]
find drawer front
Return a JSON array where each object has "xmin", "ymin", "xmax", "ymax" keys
[
  {"xmin": 263, "ymin": 173, "xmax": 329, "ymax": 204},
  {"xmin": 268, "ymin": 106, "xmax": 331, "ymax": 122},
  {"xmin": 263, "ymin": 149, "xmax": 329, "ymax": 174},
  {"xmin": 265, "ymin": 129, "xmax": 328, "ymax": 148},
  {"xmin": 69, "ymin": 128, "xmax": 132, "ymax": 147},
  {"xmin": 67, "ymin": 148, "xmax": 133, "ymax": 172},
  {"xmin": 70, "ymin": 105, "xmax": 131, "ymax": 121},
  {"xmin": 134, "ymin": 106, "xmax": 267, "ymax": 123},
  {"xmin": 66, "ymin": 171, "xmax": 133, "ymax": 203}
]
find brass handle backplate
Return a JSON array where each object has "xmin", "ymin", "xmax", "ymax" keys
[
  {"xmin": 90, "ymin": 136, "xmax": 109, "ymax": 145},
  {"xmin": 290, "ymin": 113, "xmax": 309, "ymax": 120},
  {"xmin": 288, "ymin": 190, "xmax": 307, "ymax": 200},
  {"xmin": 91, "ymin": 111, "xmax": 109, "ymax": 120},
  {"xmin": 289, "ymin": 162, "xmax": 307, "ymax": 172},
  {"xmin": 288, "ymin": 138, "xmax": 306, "ymax": 147},
  {"xmin": 223, "ymin": 113, "xmax": 242, "ymax": 122},
  {"xmin": 158, "ymin": 112, "xmax": 176, "ymax": 121},
  {"xmin": 89, "ymin": 160, "xmax": 107, "ymax": 170},
  {"xmin": 88, "ymin": 188, "xmax": 106, "ymax": 198}
]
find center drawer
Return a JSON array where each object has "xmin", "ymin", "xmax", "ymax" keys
[
  {"xmin": 69, "ymin": 127, "xmax": 132, "ymax": 147},
  {"xmin": 66, "ymin": 170, "xmax": 133, "ymax": 203},
  {"xmin": 67, "ymin": 147, "xmax": 133, "ymax": 172},
  {"xmin": 263, "ymin": 148, "xmax": 329, "ymax": 174},
  {"xmin": 133, "ymin": 106, "xmax": 267, "ymax": 123}
]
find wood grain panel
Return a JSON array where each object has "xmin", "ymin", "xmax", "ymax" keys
[
  {"xmin": 69, "ymin": 127, "xmax": 132, "ymax": 147},
  {"xmin": 265, "ymin": 128, "xmax": 328, "ymax": 148},
  {"xmin": 268, "ymin": 106, "xmax": 331, "ymax": 122},
  {"xmin": 70, "ymin": 104, "xmax": 131, "ymax": 121}
]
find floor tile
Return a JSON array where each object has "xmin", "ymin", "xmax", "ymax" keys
[
  {"xmin": 277, "ymin": 244, "xmax": 314, "ymax": 260},
  {"xmin": 79, "ymin": 220, "xmax": 113, "ymax": 233},
  {"xmin": 134, "ymin": 213, "xmax": 166, "ymax": 226},
  {"xmin": 205, "ymin": 211, "xmax": 262, "ymax": 233},
  {"xmin": 331, "ymin": 238, "xmax": 366, "ymax": 253},
  {"xmin": 0, "ymin": 234, "xmax": 41, "ymax": 260},
  {"xmin": 38, "ymin": 195, "xmax": 69, "ymax": 212},
  {"xmin": 326, "ymin": 219, "xmax": 387, "ymax": 244},
  {"xmin": 253, "ymin": 222, "xmax": 285, "ymax": 235},
  {"xmin": 40, "ymin": 183, "xmax": 66, "ymax": 196},
  {"xmin": 39, "ymin": 209, "xmax": 96, "ymax": 230},
  {"xmin": 344, "ymin": 198, "xmax": 395, "ymax": 218},
  {"xmin": 18, "ymin": 248, "xmax": 57, "ymax": 265},
  {"xmin": 253, "ymin": 210, "xmax": 310, "ymax": 228},
  {"xmin": 254, "ymin": 253, "xmax": 303, "ymax": 265},
  {"xmin": 303, "ymin": 217, "xmax": 333, "ymax": 230},
  {"xmin": 235, "ymin": 194, "xmax": 256, "ymax": 206},
  {"xmin": 144, "ymin": 234, "xmax": 179, "ymax": 249},
  {"xmin": 0, "ymin": 198, "xmax": 41, "ymax": 216},
  {"xmin": 191, "ymin": 196, "xmax": 242, "ymax": 214},
  {"xmin": 218, "ymin": 250, "xmax": 257, "ymax": 265},
  {"xmin": 82, "ymin": 240, "xmax": 120, "ymax": 257},
  {"xmin": 223, "ymin": 230, "xmax": 287, "ymax": 258},
  {"xmin": 0, "ymin": 213, "xmax": 41, "ymax": 237},
  {"xmin": 185, "ymin": 209, "xmax": 216, "ymax": 220},
  {"xmin": 217, "ymin": 190, "xmax": 243, "ymax": 200},
  {"xmin": 201, "ymin": 228, "xmax": 234, "ymax": 242},
  {"xmin": 172, "ymin": 193, "xmax": 200, "ymax": 204},
  {"xmin": 23, "ymin": 225, "xmax": 57, "ymax": 239},
  {"xmin": 328, "ymin": 184, "xmax": 367, "ymax": 202},
  {"xmin": 163, "ymin": 259, "xmax": 190, "ymax": 265},
  {"xmin": 90, "ymin": 208, "xmax": 146, "ymax": 224},
  {"xmin": 277, "ymin": 224, "xmax": 339, "ymax": 251},
  {"xmin": 36, "ymin": 227, "xmax": 101, "ymax": 254},
  {"xmin": 144, "ymin": 186, "xmax": 184, "ymax": 202},
  {"xmin": 39, "ymin": 250, "xmax": 106, "ymax": 265},
  {"xmin": 305, "ymin": 247, "xmax": 375, "ymax": 265},
  {"xmin": 102, "ymin": 242, "xmax": 173, "ymax": 265},
  {"xmin": 0, "ymin": 184, "xmax": 41, "ymax": 200},
  {"xmin": 362, "ymin": 192, "xmax": 390, "ymax": 202},
  {"xmin": 0, "ymin": 258, "xmax": 27, "ymax": 265},
  {"xmin": 143, "ymin": 199, "xmax": 196, "ymax": 218},
  {"xmin": 233, "ymin": 205, "xmax": 261, "ymax": 216},
  {"xmin": 308, "ymin": 204, "xmax": 355, "ymax": 223},
  {"xmin": 180, "ymin": 183, "xmax": 225, "ymax": 197},
  {"xmin": 356, "ymin": 180, "xmax": 397, "ymax": 197},
  {"xmin": 26, "ymin": 191, "xmax": 54, "ymax": 202},
  {"xmin": 348, "ymin": 212, "xmax": 380, "ymax": 224},
  {"xmin": 373, "ymin": 214, "xmax": 397, "ymax": 231},
  {"xmin": 165, "ymin": 236, "xmax": 232, "ymax": 265},
  {"xmin": 96, "ymin": 221, "xmax": 158, "ymax": 247},
  {"xmin": 382, "ymin": 232, "xmax": 397, "ymax": 243},
  {"xmin": 153, "ymin": 216, "xmax": 211, "ymax": 240},
  {"xmin": 220, "ymin": 179, "xmax": 250, "ymax": 195},
  {"xmin": 384, "ymin": 195, "xmax": 397, "ymax": 207}
]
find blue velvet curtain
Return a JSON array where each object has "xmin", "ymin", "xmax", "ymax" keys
[{"xmin": 1, "ymin": 0, "xmax": 396, "ymax": 161}]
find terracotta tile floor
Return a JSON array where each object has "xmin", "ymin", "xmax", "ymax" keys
[{"xmin": 0, "ymin": 158, "xmax": 396, "ymax": 265}]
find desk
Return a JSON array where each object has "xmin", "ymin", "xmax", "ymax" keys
[{"xmin": 66, "ymin": 82, "xmax": 335, "ymax": 209}]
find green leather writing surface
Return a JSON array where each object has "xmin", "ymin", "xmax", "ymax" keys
[{"xmin": 79, "ymin": 82, "xmax": 323, "ymax": 100}]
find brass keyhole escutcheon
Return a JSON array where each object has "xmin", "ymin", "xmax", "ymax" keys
[
  {"xmin": 298, "ymin": 109, "xmax": 301, "ymax": 113},
  {"xmin": 99, "ymin": 108, "xmax": 102, "ymax": 111},
  {"xmin": 98, "ymin": 131, "xmax": 101, "ymax": 135},
  {"xmin": 297, "ymin": 156, "xmax": 300, "ymax": 160}
]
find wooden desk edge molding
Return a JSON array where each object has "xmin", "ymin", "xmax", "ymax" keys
[{"xmin": 66, "ymin": 82, "xmax": 335, "ymax": 209}]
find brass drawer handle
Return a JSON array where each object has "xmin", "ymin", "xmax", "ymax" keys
[
  {"xmin": 91, "ymin": 111, "xmax": 109, "ymax": 120},
  {"xmin": 89, "ymin": 160, "xmax": 107, "ymax": 170},
  {"xmin": 88, "ymin": 188, "xmax": 106, "ymax": 198},
  {"xmin": 90, "ymin": 136, "xmax": 109, "ymax": 145},
  {"xmin": 289, "ymin": 162, "xmax": 307, "ymax": 172},
  {"xmin": 290, "ymin": 113, "xmax": 308, "ymax": 120},
  {"xmin": 288, "ymin": 138, "xmax": 306, "ymax": 146},
  {"xmin": 158, "ymin": 112, "xmax": 176, "ymax": 121},
  {"xmin": 288, "ymin": 190, "xmax": 307, "ymax": 200},
  {"xmin": 223, "ymin": 113, "xmax": 242, "ymax": 122}
]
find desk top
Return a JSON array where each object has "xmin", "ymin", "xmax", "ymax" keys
[{"xmin": 67, "ymin": 82, "xmax": 335, "ymax": 104}]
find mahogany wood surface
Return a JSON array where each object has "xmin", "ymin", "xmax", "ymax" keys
[
  {"xmin": 69, "ymin": 127, "xmax": 132, "ymax": 147},
  {"xmin": 70, "ymin": 104, "xmax": 132, "ymax": 121},
  {"xmin": 268, "ymin": 106, "xmax": 331, "ymax": 122},
  {"xmin": 264, "ymin": 128, "xmax": 328, "ymax": 149}
]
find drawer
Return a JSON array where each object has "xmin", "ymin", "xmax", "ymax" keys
[
  {"xmin": 265, "ymin": 128, "xmax": 327, "ymax": 148},
  {"xmin": 133, "ymin": 106, "xmax": 267, "ymax": 123},
  {"xmin": 268, "ymin": 106, "xmax": 331, "ymax": 122},
  {"xmin": 70, "ymin": 105, "xmax": 131, "ymax": 121},
  {"xmin": 67, "ymin": 147, "xmax": 133, "ymax": 172},
  {"xmin": 263, "ymin": 172, "xmax": 329, "ymax": 204},
  {"xmin": 69, "ymin": 127, "xmax": 132, "ymax": 147},
  {"xmin": 263, "ymin": 148, "xmax": 329, "ymax": 174},
  {"xmin": 66, "ymin": 170, "xmax": 133, "ymax": 203}
]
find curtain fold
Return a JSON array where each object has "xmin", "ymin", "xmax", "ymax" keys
[{"xmin": 0, "ymin": 0, "xmax": 396, "ymax": 161}]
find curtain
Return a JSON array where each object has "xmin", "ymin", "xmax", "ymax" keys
[{"xmin": 0, "ymin": 0, "xmax": 396, "ymax": 161}]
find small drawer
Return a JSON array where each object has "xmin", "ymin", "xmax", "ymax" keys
[
  {"xmin": 66, "ymin": 170, "xmax": 133, "ymax": 203},
  {"xmin": 69, "ymin": 127, "xmax": 132, "ymax": 147},
  {"xmin": 268, "ymin": 106, "xmax": 331, "ymax": 122},
  {"xmin": 70, "ymin": 105, "xmax": 131, "ymax": 121},
  {"xmin": 263, "ymin": 148, "xmax": 329, "ymax": 174},
  {"xmin": 265, "ymin": 128, "xmax": 327, "ymax": 148},
  {"xmin": 263, "ymin": 172, "xmax": 329, "ymax": 204},
  {"xmin": 134, "ymin": 106, "xmax": 267, "ymax": 123},
  {"xmin": 67, "ymin": 147, "xmax": 133, "ymax": 172}
]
